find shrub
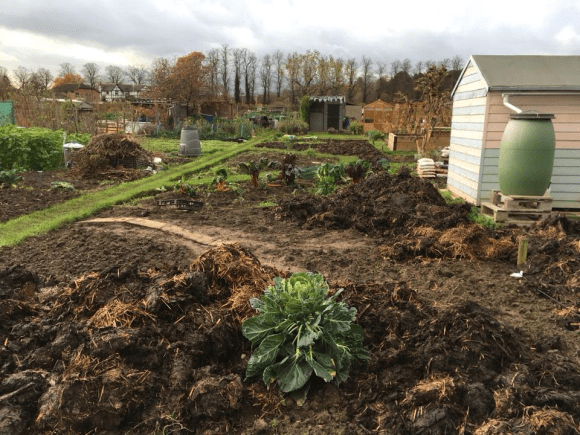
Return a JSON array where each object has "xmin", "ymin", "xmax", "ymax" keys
[
  {"xmin": 278, "ymin": 118, "xmax": 309, "ymax": 135},
  {"xmin": 299, "ymin": 95, "xmax": 311, "ymax": 124},
  {"xmin": 349, "ymin": 121, "xmax": 363, "ymax": 135},
  {"xmin": 367, "ymin": 129, "xmax": 384, "ymax": 144},
  {"xmin": 0, "ymin": 125, "xmax": 90, "ymax": 171}
]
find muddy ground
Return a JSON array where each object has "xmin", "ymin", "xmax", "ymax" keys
[{"xmin": 1, "ymin": 140, "xmax": 580, "ymax": 434}]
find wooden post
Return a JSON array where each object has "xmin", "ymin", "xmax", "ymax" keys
[{"xmin": 517, "ymin": 237, "xmax": 528, "ymax": 266}]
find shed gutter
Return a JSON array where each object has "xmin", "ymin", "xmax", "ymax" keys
[{"xmin": 502, "ymin": 91, "xmax": 580, "ymax": 114}]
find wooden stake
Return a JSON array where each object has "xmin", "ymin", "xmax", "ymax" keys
[{"xmin": 517, "ymin": 237, "xmax": 528, "ymax": 266}]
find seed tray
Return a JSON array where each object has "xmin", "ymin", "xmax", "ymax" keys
[{"xmin": 156, "ymin": 198, "xmax": 204, "ymax": 211}]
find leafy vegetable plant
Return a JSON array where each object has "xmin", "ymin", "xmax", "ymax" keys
[
  {"xmin": 315, "ymin": 163, "xmax": 347, "ymax": 195},
  {"xmin": 238, "ymin": 157, "xmax": 272, "ymax": 187},
  {"xmin": 0, "ymin": 169, "xmax": 23, "ymax": 188},
  {"xmin": 174, "ymin": 176, "xmax": 196, "ymax": 197},
  {"xmin": 242, "ymin": 272, "xmax": 367, "ymax": 394},
  {"xmin": 344, "ymin": 159, "xmax": 371, "ymax": 184}
]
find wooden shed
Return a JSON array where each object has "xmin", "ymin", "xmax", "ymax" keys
[
  {"xmin": 309, "ymin": 96, "xmax": 345, "ymax": 132},
  {"xmin": 362, "ymin": 99, "xmax": 395, "ymax": 133},
  {"xmin": 448, "ymin": 55, "xmax": 580, "ymax": 209}
]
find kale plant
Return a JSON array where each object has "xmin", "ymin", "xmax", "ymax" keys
[{"xmin": 242, "ymin": 272, "xmax": 367, "ymax": 394}]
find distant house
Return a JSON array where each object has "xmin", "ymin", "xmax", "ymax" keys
[
  {"xmin": 308, "ymin": 96, "xmax": 345, "ymax": 132},
  {"xmin": 448, "ymin": 55, "xmax": 580, "ymax": 209},
  {"xmin": 51, "ymin": 83, "xmax": 100, "ymax": 103},
  {"xmin": 99, "ymin": 83, "xmax": 149, "ymax": 101}
]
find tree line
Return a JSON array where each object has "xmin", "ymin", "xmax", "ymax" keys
[{"xmin": 0, "ymin": 47, "xmax": 464, "ymax": 113}]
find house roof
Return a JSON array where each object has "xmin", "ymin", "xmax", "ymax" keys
[
  {"xmin": 455, "ymin": 55, "xmax": 580, "ymax": 94},
  {"xmin": 118, "ymin": 83, "xmax": 147, "ymax": 92},
  {"xmin": 52, "ymin": 83, "xmax": 98, "ymax": 93}
]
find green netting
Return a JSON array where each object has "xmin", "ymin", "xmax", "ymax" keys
[{"xmin": 0, "ymin": 101, "xmax": 15, "ymax": 125}]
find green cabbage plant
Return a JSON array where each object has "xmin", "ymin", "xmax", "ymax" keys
[{"xmin": 242, "ymin": 272, "xmax": 367, "ymax": 394}]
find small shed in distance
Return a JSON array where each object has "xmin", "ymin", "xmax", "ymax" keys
[
  {"xmin": 309, "ymin": 96, "xmax": 345, "ymax": 132},
  {"xmin": 448, "ymin": 55, "xmax": 580, "ymax": 209},
  {"xmin": 362, "ymin": 99, "xmax": 395, "ymax": 133}
]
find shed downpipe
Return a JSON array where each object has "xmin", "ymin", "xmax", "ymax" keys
[{"xmin": 502, "ymin": 94, "xmax": 522, "ymax": 114}]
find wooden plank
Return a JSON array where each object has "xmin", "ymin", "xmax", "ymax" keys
[
  {"xmin": 452, "ymin": 129, "xmax": 484, "ymax": 140},
  {"xmin": 452, "ymin": 114, "xmax": 486, "ymax": 124},
  {"xmin": 452, "ymin": 105, "xmax": 487, "ymax": 116},
  {"xmin": 455, "ymin": 80, "xmax": 487, "ymax": 94},
  {"xmin": 454, "ymin": 89, "xmax": 488, "ymax": 101},
  {"xmin": 453, "ymin": 96, "xmax": 488, "ymax": 108}
]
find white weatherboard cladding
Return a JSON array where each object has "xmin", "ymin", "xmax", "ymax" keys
[{"xmin": 449, "ymin": 58, "xmax": 488, "ymax": 204}]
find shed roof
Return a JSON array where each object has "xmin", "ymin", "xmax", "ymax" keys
[
  {"xmin": 454, "ymin": 55, "xmax": 580, "ymax": 95},
  {"xmin": 363, "ymin": 99, "xmax": 394, "ymax": 109},
  {"xmin": 309, "ymin": 96, "xmax": 345, "ymax": 103}
]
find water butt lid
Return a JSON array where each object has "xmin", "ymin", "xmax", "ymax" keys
[
  {"xmin": 182, "ymin": 125, "xmax": 198, "ymax": 130},
  {"xmin": 509, "ymin": 110, "xmax": 555, "ymax": 120}
]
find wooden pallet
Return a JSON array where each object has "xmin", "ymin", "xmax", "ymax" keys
[
  {"xmin": 156, "ymin": 199, "xmax": 203, "ymax": 211},
  {"xmin": 489, "ymin": 190, "xmax": 553, "ymax": 211},
  {"xmin": 481, "ymin": 202, "xmax": 551, "ymax": 224}
]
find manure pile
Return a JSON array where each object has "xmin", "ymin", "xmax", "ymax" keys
[
  {"xmin": 277, "ymin": 166, "xmax": 469, "ymax": 237},
  {"xmin": 69, "ymin": 134, "xmax": 154, "ymax": 180},
  {"xmin": 2, "ymin": 244, "xmax": 580, "ymax": 434}
]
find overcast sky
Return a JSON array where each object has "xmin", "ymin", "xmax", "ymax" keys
[{"xmin": 1, "ymin": 0, "xmax": 580, "ymax": 79}]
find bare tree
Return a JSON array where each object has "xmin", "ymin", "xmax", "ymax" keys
[
  {"xmin": 36, "ymin": 68, "xmax": 53, "ymax": 90},
  {"xmin": 232, "ymin": 48, "xmax": 245, "ymax": 104},
  {"xmin": 126, "ymin": 65, "xmax": 149, "ymax": 85},
  {"xmin": 316, "ymin": 54, "xmax": 331, "ymax": 95},
  {"xmin": 149, "ymin": 57, "xmax": 173, "ymax": 100},
  {"xmin": 273, "ymin": 49, "xmax": 285, "ymax": 98},
  {"xmin": 440, "ymin": 58, "xmax": 451, "ymax": 69},
  {"xmin": 361, "ymin": 55, "xmax": 373, "ymax": 103},
  {"xmin": 0, "ymin": 66, "xmax": 11, "ymax": 100},
  {"xmin": 375, "ymin": 61, "xmax": 388, "ymax": 99},
  {"xmin": 247, "ymin": 52, "xmax": 258, "ymax": 103},
  {"xmin": 13, "ymin": 66, "xmax": 30, "ymax": 89},
  {"xmin": 329, "ymin": 56, "xmax": 345, "ymax": 95},
  {"xmin": 285, "ymin": 52, "xmax": 301, "ymax": 104},
  {"xmin": 376, "ymin": 61, "xmax": 387, "ymax": 78},
  {"xmin": 345, "ymin": 58, "xmax": 358, "ymax": 102},
  {"xmin": 451, "ymin": 55, "xmax": 464, "ymax": 70},
  {"xmin": 401, "ymin": 58, "xmax": 412, "ymax": 74},
  {"xmin": 82, "ymin": 63, "xmax": 100, "ymax": 88},
  {"xmin": 28, "ymin": 68, "xmax": 52, "ymax": 94},
  {"xmin": 105, "ymin": 65, "xmax": 125, "ymax": 84},
  {"xmin": 300, "ymin": 50, "xmax": 319, "ymax": 95},
  {"xmin": 59, "ymin": 63, "xmax": 76, "ymax": 76},
  {"xmin": 390, "ymin": 59, "xmax": 401, "ymax": 77},
  {"xmin": 259, "ymin": 53, "xmax": 272, "ymax": 104},
  {"xmin": 414, "ymin": 61, "xmax": 424, "ymax": 75},
  {"xmin": 219, "ymin": 43, "xmax": 230, "ymax": 98},
  {"xmin": 206, "ymin": 48, "xmax": 221, "ymax": 99}
]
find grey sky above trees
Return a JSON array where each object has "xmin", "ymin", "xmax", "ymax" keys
[{"xmin": 0, "ymin": 0, "xmax": 578, "ymax": 80}]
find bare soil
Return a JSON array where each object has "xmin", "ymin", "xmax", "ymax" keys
[{"xmin": 1, "ymin": 140, "xmax": 580, "ymax": 434}]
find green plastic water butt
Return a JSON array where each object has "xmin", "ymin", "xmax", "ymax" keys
[{"xmin": 498, "ymin": 111, "xmax": 555, "ymax": 196}]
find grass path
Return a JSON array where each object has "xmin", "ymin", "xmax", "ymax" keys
[{"xmin": 0, "ymin": 139, "xmax": 260, "ymax": 247}]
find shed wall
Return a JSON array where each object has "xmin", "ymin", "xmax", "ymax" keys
[
  {"xmin": 448, "ymin": 60, "xmax": 488, "ymax": 203},
  {"xmin": 479, "ymin": 92, "xmax": 580, "ymax": 208}
]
